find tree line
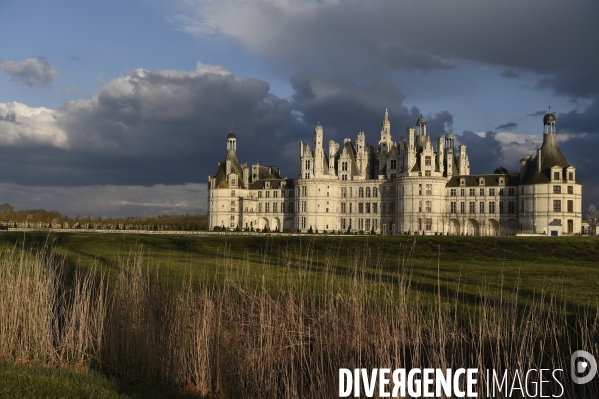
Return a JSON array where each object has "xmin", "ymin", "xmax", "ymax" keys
[{"xmin": 0, "ymin": 204, "xmax": 208, "ymax": 231}]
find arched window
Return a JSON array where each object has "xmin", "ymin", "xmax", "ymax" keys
[
  {"xmin": 373, "ymin": 187, "xmax": 378, "ymax": 198},
  {"xmin": 359, "ymin": 187, "xmax": 364, "ymax": 198},
  {"xmin": 366, "ymin": 187, "xmax": 371, "ymax": 197}
]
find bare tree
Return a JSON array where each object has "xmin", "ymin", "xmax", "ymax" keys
[{"xmin": 587, "ymin": 204, "xmax": 598, "ymax": 235}]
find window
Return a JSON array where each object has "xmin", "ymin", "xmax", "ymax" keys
[
  {"xmin": 281, "ymin": 190, "xmax": 286, "ymax": 198},
  {"xmin": 469, "ymin": 189, "xmax": 475, "ymax": 196},
  {"xmin": 366, "ymin": 187, "xmax": 371, "ymax": 197},
  {"xmin": 382, "ymin": 202, "xmax": 386, "ymax": 214},
  {"xmin": 425, "ymin": 218, "xmax": 432, "ymax": 231},
  {"xmin": 289, "ymin": 202, "xmax": 294, "ymax": 212},
  {"xmin": 258, "ymin": 203, "xmax": 262, "ymax": 212},
  {"xmin": 450, "ymin": 189, "xmax": 457, "ymax": 196},
  {"xmin": 305, "ymin": 160, "xmax": 311, "ymax": 170},
  {"xmin": 389, "ymin": 202, "xmax": 395, "ymax": 212},
  {"xmin": 419, "ymin": 184, "xmax": 423, "ymax": 195},
  {"xmin": 489, "ymin": 202, "xmax": 495, "ymax": 213},
  {"xmin": 365, "ymin": 203, "xmax": 370, "ymax": 213},
  {"xmin": 426, "ymin": 184, "xmax": 432, "ymax": 195},
  {"xmin": 568, "ymin": 200, "xmax": 573, "ymax": 213},
  {"xmin": 373, "ymin": 203, "xmax": 378, "ymax": 214},
  {"xmin": 301, "ymin": 186, "xmax": 307, "ymax": 196},
  {"xmin": 289, "ymin": 190, "xmax": 294, "ymax": 197},
  {"xmin": 301, "ymin": 217, "xmax": 306, "ymax": 229},
  {"xmin": 568, "ymin": 186, "xmax": 573, "ymax": 194},
  {"xmin": 391, "ymin": 173, "xmax": 396, "ymax": 179},
  {"xmin": 341, "ymin": 203, "xmax": 346, "ymax": 213},
  {"xmin": 469, "ymin": 202, "xmax": 476, "ymax": 213},
  {"xmin": 508, "ymin": 201, "xmax": 515, "ymax": 214},
  {"xmin": 350, "ymin": 188, "xmax": 353, "ymax": 198},
  {"xmin": 553, "ymin": 200, "xmax": 561, "ymax": 212},
  {"xmin": 390, "ymin": 159, "xmax": 397, "ymax": 170},
  {"xmin": 373, "ymin": 187, "xmax": 378, "ymax": 198},
  {"xmin": 554, "ymin": 172, "xmax": 560, "ymax": 180},
  {"xmin": 499, "ymin": 188, "xmax": 504, "ymax": 196},
  {"xmin": 301, "ymin": 201, "xmax": 306, "ymax": 212},
  {"xmin": 349, "ymin": 203, "xmax": 353, "ymax": 213},
  {"xmin": 460, "ymin": 202, "xmax": 465, "ymax": 214},
  {"xmin": 460, "ymin": 189, "xmax": 465, "ymax": 196},
  {"xmin": 326, "ymin": 208, "xmax": 329, "ymax": 213},
  {"xmin": 553, "ymin": 186, "xmax": 561, "ymax": 194},
  {"xmin": 426, "ymin": 201, "xmax": 432, "ymax": 213},
  {"xmin": 231, "ymin": 178, "xmax": 236, "ymax": 187},
  {"xmin": 489, "ymin": 188, "xmax": 495, "ymax": 196},
  {"xmin": 418, "ymin": 201, "xmax": 422, "ymax": 212},
  {"xmin": 273, "ymin": 203, "xmax": 278, "ymax": 213},
  {"xmin": 358, "ymin": 203, "xmax": 364, "ymax": 213},
  {"xmin": 450, "ymin": 202, "xmax": 457, "ymax": 213},
  {"xmin": 359, "ymin": 187, "xmax": 364, "ymax": 197},
  {"xmin": 418, "ymin": 218, "xmax": 422, "ymax": 231},
  {"xmin": 365, "ymin": 219, "xmax": 370, "ymax": 231},
  {"xmin": 231, "ymin": 190, "xmax": 236, "ymax": 197},
  {"xmin": 499, "ymin": 201, "xmax": 504, "ymax": 214},
  {"xmin": 273, "ymin": 191, "xmax": 278, "ymax": 198},
  {"xmin": 569, "ymin": 172, "xmax": 573, "ymax": 181},
  {"xmin": 480, "ymin": 202, "xmax": 485, "ymax": 214},
  {"xmin": 341, "ymin": 187, "xmax": 347, "ymax": 198},
  {"xmin": 425, "ymin": 156, "xmax": 432, "ymax": 166},
  {"xmin": 425, "ymin": 171, "xmax": 431, "ymax": 177},
  {"xmin": 508, "ymin": 188, "xmax": 515, "ymax": 196},
  {"xmin": 382, "ymin": 186, "xmax": 387, "ymax": 197},
  {"xmin": 480, "ymin": 188, "xmax": 485, "ymax": 196},
  {"xmin": 341, "ymin": 161, "xmax": 348, "ymax": 172},
  {"xmin": 265, "ymin": 203, "xmax": 270, "ymax": 212},
  {"xmin": 342, "ymin": 175, "xmax": 347, "ymax": 181},
  {"xmin": 341, "ymin": 218, "xmax": 346, "ymax": 230}
]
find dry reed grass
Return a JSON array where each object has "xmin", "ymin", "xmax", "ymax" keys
[{"xmin": 0, "ymin": 241, "xmax": 597, "ymax": 398}]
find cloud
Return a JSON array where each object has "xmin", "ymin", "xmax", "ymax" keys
[
  {"xmin": 0, "ymin": 58, "xmax": 57, "ymax": 88},
  {"xmin": 175, "ymin": 0, "xmax": 599, "ymax": 97},
  {"xmin": 0, "ymin": 102, "xmax": 68, "ymax": 148},
  {"xmin": 496, "ymin": 122, "xmax": 517, "ymax": 131},
  {"xmin": 0, "ymin": 62, "xmax": 301, "ymax": 187}
]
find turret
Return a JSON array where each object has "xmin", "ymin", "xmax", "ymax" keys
[{"xmin": 227, "ymin": 131, "xmax": 237, "ymax": 153}]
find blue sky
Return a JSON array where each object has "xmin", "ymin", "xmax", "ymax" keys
[{"xmin": 0, "ymin": 0, "xmax": 597, "ymax": 216}]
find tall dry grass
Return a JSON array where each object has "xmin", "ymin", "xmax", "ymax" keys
[{"xmin": 0, "ymin": 241, "xmax": 597, "ymax": 398}]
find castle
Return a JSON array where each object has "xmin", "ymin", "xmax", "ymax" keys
[{"xmin": 208, "ymin": 111, "xmax": 582, "ymax": 235}]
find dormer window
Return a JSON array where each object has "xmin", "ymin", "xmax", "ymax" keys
[
  {"xmin": 479, "ymin": 178, "xmax": 485, "ymax": 186},
  {"xmin": 553, "ymin": 172, "xmax": 560, "ymax": 181},
  {"xmin": 460, "ymin": 178, "xmax": 465, "ymax": 186},
  {"xmin": 499, "ymin": 178, "xmax": 504, "ymax": 185}
]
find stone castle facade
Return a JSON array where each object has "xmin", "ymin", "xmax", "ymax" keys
[{"xmin": 208, "ymin": 111, "xmax": 582, "ymax": 235}]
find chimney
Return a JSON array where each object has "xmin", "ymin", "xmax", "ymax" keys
[{"xmin": 537, "ymin": 148, "xmax": 542, "ymax": 172}]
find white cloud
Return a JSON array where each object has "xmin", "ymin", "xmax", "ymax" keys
[{"xmin": 0, "ymin": 102, "xmax": 69, "ymax": 148}]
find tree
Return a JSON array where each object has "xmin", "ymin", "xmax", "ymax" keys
[{"xmin": 587, "ymin": 204, "xmax": 598, "ymax": 235}]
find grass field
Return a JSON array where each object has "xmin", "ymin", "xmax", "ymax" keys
[
  {"xmin": 0, "ymin": 231, "xmax": 597, "ymax": 398},
  {"xmin": 2, "ymin": 231, "xmax": 598, "ymax": 308}
]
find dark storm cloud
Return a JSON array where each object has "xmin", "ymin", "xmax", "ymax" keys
[
  {"xmin": 456, "ymin": 130, "xmax": 504, "ymax": 174},
  {"xmin": 556, "ymin": 99, "xmax": 599, "ymax": 135},
  {"xmin": 185, "ymin": 0, "xmax": 599, "ymax": 97},
  {"xmin": 0, "ymin": 58, "xmax": 57, "ymax": 88},
  {"xmin": 501, "ymin": 69, "xmax": 521, "ymax": 79},
  {"xmin": 289, "ymin": 70, "xmax": 437, "ymax": 141},
  {"xmin": 0, "ymin": 63, "xmax": 303, "ymax": 186},
  {"xmin": 496, "ymin": 122, "xmax": 517, "ymax": 131}
]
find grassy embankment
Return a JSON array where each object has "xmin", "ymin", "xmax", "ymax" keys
[{"xmin": 0, "ymin": 232, "xmax": 597, "ymax": 398}]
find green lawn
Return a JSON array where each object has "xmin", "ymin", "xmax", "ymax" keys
[
  {"xmin": 0, "ymin": 362, "xmax": 201, "ymax": 399},
  {"xmin": 1, "ymin": 231, "xmax": 598, "ymax": 308}
]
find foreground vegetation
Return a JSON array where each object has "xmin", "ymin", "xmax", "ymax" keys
[{"xmin": 0, "ymin": 233, "xmax": 597, "ymax": 397}]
